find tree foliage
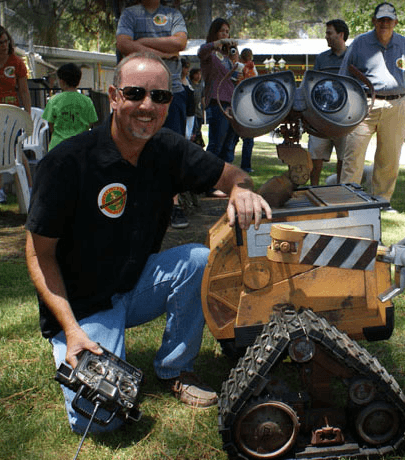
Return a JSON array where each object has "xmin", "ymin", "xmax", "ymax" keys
[
  {"xmin": 185, "ymin": 0, "xmax": 342, "ymax": 39},
  {"xmin": 5, "ymin": 0, "xmax": 117, "ymax": 51},
  {"xmin": 341, "ymin": 0, "xmax": 405, "ymax": 37},
  {"xmin": 6, "ymin": 0, "xmax": 64, "ymax": 47},
  {"xmin": 62, "ymin": 1, "xmax": 117, "ymax": 52},
  {"xmin": 4, "ymin": 0, "xmax": 405, "ymax": 53}
]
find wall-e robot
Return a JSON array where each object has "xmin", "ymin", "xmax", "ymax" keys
[{"xmin": 202, "ymin": 69, "xmax": 405, "ymax": 460}]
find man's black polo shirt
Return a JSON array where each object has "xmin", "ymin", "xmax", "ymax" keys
[{"xmin": 26, "ymin": 117, "xmax": 224, "ymax": 338}]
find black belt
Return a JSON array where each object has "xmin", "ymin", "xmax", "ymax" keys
[
  {"xmin": 367, "ymin": 93, "xmax": 405, "ymax": 100},
  {"xmin": 209, "ymin": 99, "xmax": 229, "ymax": 106}
]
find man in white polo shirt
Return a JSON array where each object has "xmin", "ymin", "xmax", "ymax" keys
[{"xmin": 339, "ymin": 2, "xmax": 405, "ymax": 209}]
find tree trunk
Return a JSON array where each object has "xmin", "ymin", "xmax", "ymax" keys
[{"xmin": 197, "ymin": 0, "xmax": 212, "ymax": 39}]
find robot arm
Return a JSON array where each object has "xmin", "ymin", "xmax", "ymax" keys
[{"xmin": 377, "ymin": 239, "xmax": 405, "ymax": 302}]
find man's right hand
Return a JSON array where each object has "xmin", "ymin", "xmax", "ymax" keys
[
  {"xmin": 65, "ymin": 327, "xmax": 103, "ymax": 368},
  {"xmin": 26, "ymin": 232, "xmax": 104, "ymax": 369}
]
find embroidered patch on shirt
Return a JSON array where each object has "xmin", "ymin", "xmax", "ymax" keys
[
  {"xmin": 396, "ymin": 57, "xmax": 405, "ymax": 70},
  {"xmin": 153, "ymin": 14, "xmax": 168, "ymax": 26},
  {"xmin": 98, "ymin": 183, "xmax": 127, "ymax": 218},
  {"xmin": 4, "ymin": 66, "xmax": 16, "ymax": 78}
]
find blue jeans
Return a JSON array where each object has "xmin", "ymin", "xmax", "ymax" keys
[
  {"xmin": 221, "ymin": 129, "xmax": 239, "ymax": 164},
  {"xmin": 206, "ymin": 102, "xmax": 236, "ymax": 162},
  {"xmin": 241, "ymin": 138, "xmax": 254, "ymax": 171},
  {"xmin": 163, "ymin": 90, "xmax": 187, "ymax": 136},
  {"xmin": 51, "ymin": 243, "xmax": 209, "ymax": 434},
  {"xmin": 192, "ymin": 116, "xmax": 203, "ymax": 137}
]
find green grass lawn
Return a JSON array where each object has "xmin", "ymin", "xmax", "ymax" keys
[{"xmin": 1, "ymin": 138, "xmax": 405, "ymax": 460}]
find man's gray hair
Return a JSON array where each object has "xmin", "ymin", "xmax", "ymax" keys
[{"xmin": 113, "ymin": 52, "xmax": 173, "ymax": 90}]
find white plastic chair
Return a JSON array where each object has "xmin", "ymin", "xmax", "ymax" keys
[
  {"xmin": 0, "ymin": 104, "xmax": 33, "ymax": 214},
  {"xmin": 23, "ymin": 107, "xmax": 49, "ymax": 160}
]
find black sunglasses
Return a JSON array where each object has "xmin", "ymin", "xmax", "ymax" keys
[{"xmin": 116, "ymin": 86, "xmax": 173, "ymax": 104}]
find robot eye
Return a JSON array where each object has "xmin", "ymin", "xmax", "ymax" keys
[
  {"xmin": 311, "ymin": 79, "xmax": 347, "ymax": 113},
  {"xmin": 252, "ymin": 80, "xmax": 289, "ymax": 115}
]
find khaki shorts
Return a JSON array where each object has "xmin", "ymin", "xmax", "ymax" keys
[{"xmin": 308, "ymin": 135, "xmax": 346, "ymax": 161}]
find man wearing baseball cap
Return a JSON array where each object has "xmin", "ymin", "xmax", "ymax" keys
[{"xmin": 339, "ymin": 2, "xmax": 405, "ymax": 210}]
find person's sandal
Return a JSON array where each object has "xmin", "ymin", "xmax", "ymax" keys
[{"xmin": 161, "ymin": 372, "xmax": 218, "ymax": 408}]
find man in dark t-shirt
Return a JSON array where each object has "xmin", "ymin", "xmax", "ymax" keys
[{"xmin": 25, "ymin": 51, "xmax": 271, "ymax": 434}]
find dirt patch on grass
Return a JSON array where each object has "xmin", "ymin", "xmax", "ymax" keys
[
  {"xmin": 0, "ymin": 210, "xmax": 27, "ymax": 261},
  {"xmin": 0, "ymin": 196, "xmax": 228, "ymax": 261},
  {"xmin": 161, "ymin": 195, "xmax": 228, "ymax": 251}
]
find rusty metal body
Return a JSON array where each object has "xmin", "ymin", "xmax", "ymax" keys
[
  {"xmin": 202, "ymin": 184, "xmax": 405, "ymax": 460},
  {"xmin": 202, "ymin": 184, "xmax": 393, "ymax": 347},
  {"xmin": 218, "ymin": 309, "xmax": 405, "ymax": 460},
  {"xmin": 207, "ymin": 69, "xmax": 405, "ymax": 460}
]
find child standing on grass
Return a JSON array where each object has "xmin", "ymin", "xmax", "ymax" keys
[
  {"xmin": 42, "ymin": 63, "xmax": 98, "ymax": 151},
  {"xmin": 241, "ymin": 48, "xmax": 258, "ymax": 80}
]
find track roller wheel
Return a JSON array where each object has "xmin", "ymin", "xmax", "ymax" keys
[
  {"xmin": 234, "ymin": 400, "xmax": 300, "ymax": 459},
  {"xmin": 349, "ymin": 379, "xmax": 376, "ymax": 405},
  {"xmin": 355, "ymin": 401, "xmax": 400, "ymax": 445}
]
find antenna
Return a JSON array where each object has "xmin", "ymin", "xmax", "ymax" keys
[{"xmin": 73, "ymin": 400, "xmax": 102, "ymax": 460}]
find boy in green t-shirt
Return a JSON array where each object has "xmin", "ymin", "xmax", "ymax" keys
[{"xmin": 43, "ymin": 63, "xmax": 98, "ymax": 151}]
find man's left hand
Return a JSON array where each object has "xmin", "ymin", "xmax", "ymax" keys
[
  {"xmin": 214, "ymin": 163, "xmax": 272, "ymax": 230},
  {"xmin": 227, "ymin": 183, "xmax": 272, "ymax": 230}
]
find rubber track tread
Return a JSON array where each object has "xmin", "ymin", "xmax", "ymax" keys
[{"xmin": 218, "ymin": 308, "xmax": 405, "ymax": 460}]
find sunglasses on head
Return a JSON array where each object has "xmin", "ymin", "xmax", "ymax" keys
[{"xmin": 116, "ymin": 86, "xmax": 173, "ymax": 104}]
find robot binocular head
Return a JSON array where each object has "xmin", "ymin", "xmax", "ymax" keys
[{"xmin": 230, "ymin": 70, "xmax": 368, "ymax": 139}]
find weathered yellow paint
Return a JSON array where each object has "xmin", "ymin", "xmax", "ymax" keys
[{"xmin": 201, "ymin": 206, "xmax": 393, "ymax": 342}]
